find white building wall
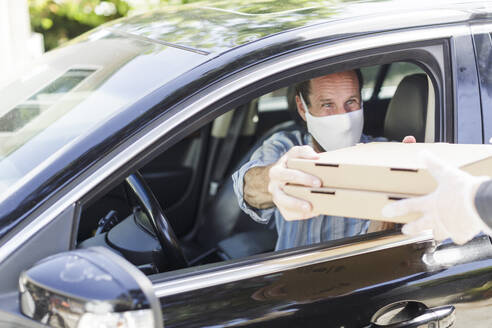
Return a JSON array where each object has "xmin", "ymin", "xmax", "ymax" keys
[{"xmin": 0, "ymin": 0, "xmax": 44, "ymax": 88}]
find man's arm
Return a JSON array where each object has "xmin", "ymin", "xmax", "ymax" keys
[
  {"xmin": 242, "ymin": 145, "xmax": 323, "ymax": 221},
  {"xmin": 232, "ymin": 131, "xmax": 306, "ymax": 224},
  {"xmin": 244, "ymin": 164, "xmax": 274, "ymax": 209}
]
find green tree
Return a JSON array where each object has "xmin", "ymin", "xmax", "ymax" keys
[
  {"xmin": 29, "ymin": 0, "xmax": 134, "ymax": 51},
  {"xmin": 29, "ymin": 0, "xmax": 345, "ymax": 51}
]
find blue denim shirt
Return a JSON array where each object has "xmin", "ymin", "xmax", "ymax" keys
[{"xmin": 232, "ymin": 130, "xmax": 386, "ymax": 251}]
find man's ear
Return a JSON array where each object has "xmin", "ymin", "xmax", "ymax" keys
[{"xmin": 295, "ymin": 95, "xmax": 307, "ymax": 122}]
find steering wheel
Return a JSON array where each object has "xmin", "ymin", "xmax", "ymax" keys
[{"xmin": 125, "ymin": 172, "xmax": 188, "ymax": 271}]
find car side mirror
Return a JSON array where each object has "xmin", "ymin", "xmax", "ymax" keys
[{"xmin": 19, "ymin": 247, "xmax": 162, "ymax": 328}]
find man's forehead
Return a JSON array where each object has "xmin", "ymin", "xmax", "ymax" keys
[
  {"xmin": 309, "ymin": 71, "xmax": 359, "ymax": 101},
  {"xmin": 311, "ymin": 71, "xmax": 358, "ymax": 86}
]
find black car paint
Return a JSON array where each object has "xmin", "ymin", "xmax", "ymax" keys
[
  {"xmin": 153, "ymin": 235, "xmax": 492, "ymax": 327},
  {"xmin": 20, "ymin": 247, "xmax": 163, "ymax": 328},
  {"xmin": 452, "ymin": 33, "xmax": 484, "ymax": 144},
  {"xmin": 21, "ymin": 249, "xmax": 151, "ymax": 313},
  {"xmin": 473, "ymin": 30, "xmax": 492, "ymax": 144}
]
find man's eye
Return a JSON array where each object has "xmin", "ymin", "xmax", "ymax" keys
[
  {"xmin": 347, "ymin": 99, "xmax": 356, "ymax": 105},
  {"xmin": 322, "ymin": 103, "xmax": 333, "ymax": 108}
]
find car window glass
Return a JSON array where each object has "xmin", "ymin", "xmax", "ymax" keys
[
  {"xmin": 258, "ymin": 87, "xmax": 288, "ymax": 112},
  {"xmin": 0, "ymin": 31, "xmax": 206, "ymax": 199},
  {"xmin": 360, "ymin": 65, "xmax": 380, "ymax": 101},
  {"xmin": 379, "ymin": 62, "xmax": 425, "ymax": 98},
  {"xmin": 0, "ymin": 69, "xmax": 95, "ymax": 133}
]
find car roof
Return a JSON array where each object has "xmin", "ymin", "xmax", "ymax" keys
[{"xmin": 104, "ymin": 0, "xmax": 492, "ymax": 55}]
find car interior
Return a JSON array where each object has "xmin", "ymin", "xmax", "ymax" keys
[{"xmin": 77, "ymin": 60, "xmax": 436, "ymax": 274}]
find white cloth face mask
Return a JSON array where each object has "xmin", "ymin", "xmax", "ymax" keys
[{"xmin": 300, "ymin": 93, "xmax": 364, "ymax": 151}]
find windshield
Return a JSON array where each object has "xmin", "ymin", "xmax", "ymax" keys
[{"xmin": 0, "ymin": 29, "xmax": 206, "ymax": 201}]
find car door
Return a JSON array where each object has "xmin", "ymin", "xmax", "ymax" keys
[{"xmin": 150, "ymin": 232, "xmax": 492, "ymax": 327}]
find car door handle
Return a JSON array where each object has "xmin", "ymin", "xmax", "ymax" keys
[{"xmin": 370, "ymin": 301, "xmax": 455, "ymax": 328}]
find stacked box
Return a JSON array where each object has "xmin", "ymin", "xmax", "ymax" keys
[{"xmin": 284, "ymin": 142, "xmax": 492, "ymax": 223}]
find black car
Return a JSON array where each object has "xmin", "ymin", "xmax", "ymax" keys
[{"xmin": 1, "ymin": 0, "xmax": 492, "ymax": 327}]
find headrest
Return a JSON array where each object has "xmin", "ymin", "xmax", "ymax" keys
[{"xmin": 384, "ymin": 74, "xmax": 428, "ymax": 142}]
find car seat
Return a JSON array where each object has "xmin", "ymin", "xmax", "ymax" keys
[
  {"xmin": 383, "ymin": 73, "xmax": 434, "ymax": 142},
  {"xmin": 192, "ymin": 121, "xmax": 302, "ymax": 260},
  {"xmin": 189, "ymin": 84, "xmax": 309, "ymax": 259}
]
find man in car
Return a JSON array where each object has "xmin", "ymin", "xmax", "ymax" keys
[{"xmin": 232, "ymin": 70, "xmax": 415, "ymax": 251}]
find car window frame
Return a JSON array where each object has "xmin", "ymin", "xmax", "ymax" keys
[
  {"xmin": 471, "ymin": 23, "xmax": 492, "ymax": 144},
  {"xmin": 82, "ymin": 37, "xmax": 451, "ymax": 274},
  {"xmin": 143, "ymin": 43, "xmax": 450, "ymax": 288}
]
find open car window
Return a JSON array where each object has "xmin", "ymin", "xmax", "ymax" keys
[{"xmin": 76, "ymin": 58, "xmax": 438, "ymax": 279}]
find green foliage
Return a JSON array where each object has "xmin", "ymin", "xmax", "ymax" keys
[
  {"xmin": 29, "ymin": 0, "xmax": 343, "ymax": 51},
  {"xmin": 29, "ymin": 0, "xmax": 132, "ymax": 51}
]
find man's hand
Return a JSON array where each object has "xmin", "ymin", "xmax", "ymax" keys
[
  {"xmin": 243, "ymin": 146, "xmax": 320, "ymax": 217},
  {"xmin": 267, "ymin": 146, "xmax": 321, "ymax": 221},
  {"xmin": 382, "ymin": 151, "xmax": 491, "ymax": 244},
  {"xmin": 246, "ymin": 136, "xmax": 415, "ymax": 221}
]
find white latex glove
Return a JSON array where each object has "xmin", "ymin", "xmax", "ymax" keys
[
  {"xmin": 268, "ymin": 145, "xmax": 321, "ymax": 221},
  {"xmin": 382, "ymin": 150, "xmax": 492, "ymax": 245}
]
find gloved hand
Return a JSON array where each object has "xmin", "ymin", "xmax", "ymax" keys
[
  {"xmin": 268, "ymin": 145, "xmax": 321, "ymax": 221},
  {"xmin": 382, "ymin": 150, "xmax": 492, "ymax": 244}
]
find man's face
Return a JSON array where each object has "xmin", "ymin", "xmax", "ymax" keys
[{"xmin": 296, "ymin": 70, "xmax": 361, "ymax": 120}]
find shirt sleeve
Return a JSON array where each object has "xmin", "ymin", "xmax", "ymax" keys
[
  {"xmin": 361, "ymin": 134, "xmax": 388, "ymax": 143},
  {"xmin": 474, "ymin": 180, "xmax": 492, "ymax": 230},
  {"xmin": 231, "ymin": 131, "xmax": 302, "ymax": 224}
]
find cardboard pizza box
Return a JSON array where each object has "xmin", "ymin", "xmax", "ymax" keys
[
  {"xmin": 286, "ymin": 142, "xmax": 492, "ymax": 195},
  {"xmin": 284, "ymin": 142, "xmax": 492, "ymax": 222},
  {"xmin": 283, "ymin": 184, "xmax": 419, "ymax": 223}
]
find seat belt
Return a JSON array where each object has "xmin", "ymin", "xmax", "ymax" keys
[{"xmin": 209, "ymin": 104, "xmax": 249, "ymax": 196}]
